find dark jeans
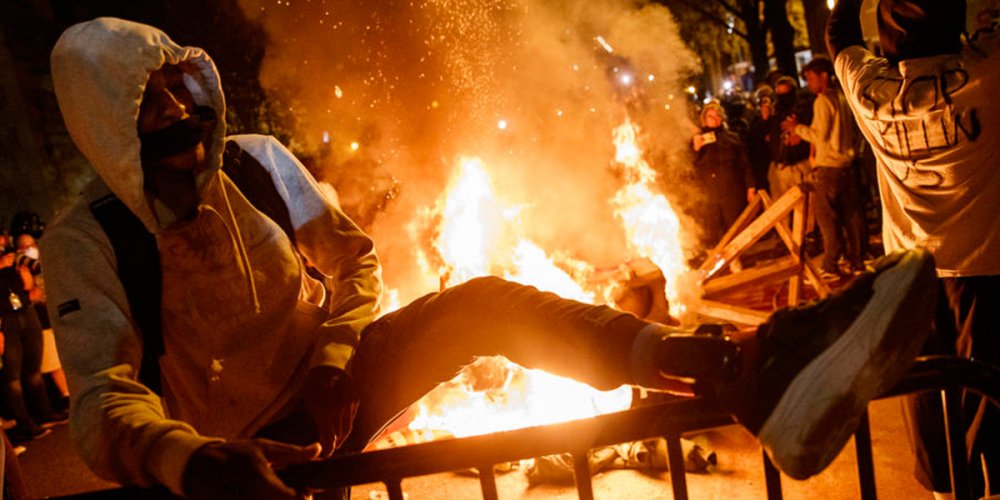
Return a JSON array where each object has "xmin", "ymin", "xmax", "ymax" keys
[
  {"xmin": 903, "ymin": 275, "xmax": 1000, "ymax": 496},
  {"xmin": 813, "ymin": 166, "xmax": 867, "ymax": 272},
  {"xmin": 256, "ymin": 277, "xmax": 652, "ymax": 496},
  {"xmin": 0, "ymin": 307, "xmax": 53, "ymax": 427}
]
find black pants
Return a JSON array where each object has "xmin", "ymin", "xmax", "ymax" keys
[
  {"xmin": 0, "ymin": 307, "xmax": 53, "ymax": 428},
  {"xmin": 813, "ymin": 166, "xmax": 867, "ymax": 272},
  {"xmin": 255, "ymin": 277, "xmax": 652, "ymax": 498},
  {"xmin": 904, "ymin": 275, "xmax": 1000, "ymax": 496}
]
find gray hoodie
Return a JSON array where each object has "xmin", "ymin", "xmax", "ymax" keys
[{"xmin": 43, "ymin": 18, "xmax": 381, "ymax": 494}]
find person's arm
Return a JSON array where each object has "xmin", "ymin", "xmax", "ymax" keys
[
  {"xmin": 794, "ymin": 95, "xmax": 835, "ymax": 145},
  {"xmin": 236, "ymin": 135, "xmax": 382, "ymax": 377},
  {"xmin": 234, "ymin": 135, "xmax": 380, "ymax": 456},
  {"xmin": 41, "ymin": 211, "xmax": 221, "ymax": 496},
  {"xmin": 827, "ymin": 0, "xmax": 865, "ymax": 59}
]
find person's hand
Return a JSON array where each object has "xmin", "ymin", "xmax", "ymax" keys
[
  {"xmin": 302, "ymin": 366, "xmax": 360, "ymax": 458},
  {"xmin": 692, "ymin": 133, "xmax": 706, "ymax": 152},
  {"xmin": 784, "ymin": 132, "xmax": 803, "ymax": 146},
  {"xmin": 182, "ymin": 439, "xmax": 320, "ymax": 500},
  {"xmin": 780, "ymin": 116, "xmax": 798, "ymax": 134},
  {"xmin": 17, "ymin": 265, "xmax": 33, "ymax": 290},
  {"xmin": 0, "ymin": 253, "xmax": 14, "ymax": 269}
]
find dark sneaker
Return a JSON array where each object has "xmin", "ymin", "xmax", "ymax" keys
[
  {"xmin": 719, "ymin": 249, "xmax": 937, "ymax": 480},
  {"xmin": 40, "ymin": 410, "xmax": 69, "ymax": 429},
  {"xmin": 8, "ymin": 423, "xmax": 52, "ymax": 442}
]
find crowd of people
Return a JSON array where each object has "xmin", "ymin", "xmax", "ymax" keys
[
  {"xmin": 2, "ymin": 1, "xmax": 992, "ymax": 499},
  {"xmin": 690, "ymin": 58, "xmax": 870, "ymax": 279},
  {"xmin": 0, "ymin": 212, "xmax": 72, "ymax": 499}
]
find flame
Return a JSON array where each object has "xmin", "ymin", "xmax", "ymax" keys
[
  {"xmin": 380, "ymin": 118, "xmax": 688, "ymax": 445},
  {"xmin": 611, "ymin": 118, "xmax": 688, "ymax": 317}
]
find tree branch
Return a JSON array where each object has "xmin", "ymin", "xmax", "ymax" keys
[{"xmin": 655, "ymin": 0, "xmax": 749, "ymax": 39}]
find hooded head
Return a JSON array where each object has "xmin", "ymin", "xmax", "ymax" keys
[
  {"xmin": 878, "ymin": 0, "xmax": 966, "ymax": 63},
  {"xmin": 50, "ymin": 18, "xmax": 227, "ymax": 232}
]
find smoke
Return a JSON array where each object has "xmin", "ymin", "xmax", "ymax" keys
[{"xmin": 238, "ymin": 0, "xmax": 701, "ymax": 302}]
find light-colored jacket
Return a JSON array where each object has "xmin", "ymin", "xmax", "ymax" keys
[
  {"xmin": 794, "ymin": 87, "xmax": 857, "ymax": 168},
  {"xmin": 43, "ymin": 18, "xmax": 381, "ymax": 495}
]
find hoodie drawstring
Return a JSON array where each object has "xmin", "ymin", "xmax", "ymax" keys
[{"xmin": 212, "ymin": 175, "xmax": 261, "ymax": 314}]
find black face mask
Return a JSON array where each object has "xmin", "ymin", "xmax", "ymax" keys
[
  {"xmin": 776, "ymin": 93, "xmax": 796, "ymax": 114},
  {"xmin": 138, "ymin": 106, "xmax": 216, "ymax": 162}
]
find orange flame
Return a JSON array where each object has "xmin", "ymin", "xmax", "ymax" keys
[
  {"xmin": 380, "ymin": 118, "xmax": 688, "ymax": 444},
  {"xmin": 611, "ymin": 118, "xmax": 689, "ymax": 318}
]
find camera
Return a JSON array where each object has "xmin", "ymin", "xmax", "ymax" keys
[
  {"xmin": 13, "ymin": 254, "xmax": 41, "ymax": 275},
  {"xmin": 699, "ymin": 131, "xmax": 717, "ymax": 145}
]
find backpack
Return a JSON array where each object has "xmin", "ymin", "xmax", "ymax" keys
[{"xmin": 89, "ymin": 140, "xmax": 295, "ymax": 394}]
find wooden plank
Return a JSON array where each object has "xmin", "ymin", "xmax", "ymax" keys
[
  {"xmin": 802, "ymin": 260, "xmax": 832, "ymax": 297},
  {"xmin": 702, "ymin": 256, "xmax": 800, "ymax": 297},
  {"xmin": 703, "ymin": 186, "xmax": 805, "ymax": 279},
  {"xmin": 758, "ymin": 191, "xmax": 799, "ymax": 256},
  {"xmin": 702, "ymin": 194, "xmax": 764, "ymax": 270},
  {"xmin": 788, "ymin": 196, "xmax": 807, "ymax": 305},
  {"xmin": 692, "ymin": 300, "xmax": 770, "ymax": 326}
]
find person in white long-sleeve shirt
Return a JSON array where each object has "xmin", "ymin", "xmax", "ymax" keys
[{"xmin": 782, "ymin": 57, "xmax": 866, "ymax": 276}]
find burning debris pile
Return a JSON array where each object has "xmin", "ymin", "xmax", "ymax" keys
[{"xmin": 240, "ymin": 0, "xmax": 715, "ymax": 467}]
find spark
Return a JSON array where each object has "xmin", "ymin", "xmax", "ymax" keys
[
  {"xmin": 334, "ymin": 85, "xmax": 343, "ymax": 98},
  {"xmin": 497, "ymin": 120, "xmax": 508, "ymax": 130},
  {"xmin": 350, "ymin": 142, "xmax": 360, "ymax": 150},
  {"xmin": 648, "ymin": 74, "xmax": 655, "ymax": 82},
  {"xmin": 620, "ymin": 74, "xmax": 632, "ymax": 85},
  {"xmin": 595, "ymin": 35, "xmax": 614, "ymax": 53}
]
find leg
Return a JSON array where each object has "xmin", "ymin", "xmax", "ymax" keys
[
  {"xmin": 946, "ymin": 277, "xmax": 1000, "ymax": 497},
  {"xmin": 840, "ymin": 166, "xmax": 868, "ymax": 270},
  {"xmin": 768, "ymin": 162, "xmax": 787, "ymax": 200},
  {"xmin": 813, "ymin": 167, "xmax": 846, "ymax": 273},
  {"xmin": 903, "ymin": 279, "xmax": 957, "ymax": 494},
  {"xmin": 342, "ymin": 276, "xmax": 653, "ymax": 451},
  {"xmin": 0, "ymin": 315, "xmax": 44, "ymax": 441},
  {"xmin": 16, "ymin": 308, "xmax": 55, "ymax": 423}
]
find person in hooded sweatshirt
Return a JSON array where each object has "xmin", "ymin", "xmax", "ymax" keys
[
  {"xmin": 828, "ymin": 1, "xmax": 1000, "ymax": 498},
  {"xmin": 42, "ymin": 17, "xmax": 941, "ymax": 500}
]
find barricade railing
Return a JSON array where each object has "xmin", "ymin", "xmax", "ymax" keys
[{"xmin": 51, "ymin": 356, "xmax": 1000, "ymax": 500}]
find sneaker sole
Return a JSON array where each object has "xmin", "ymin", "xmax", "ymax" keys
[{"xmin": 757, "ymin": 249, "xmax": 937, "ymax": 479}]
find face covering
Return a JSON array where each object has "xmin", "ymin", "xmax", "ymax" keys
[
  {"xmin": 21, "ymin": 247, "xmax": 39, "ymax": 261},
  {"xmin": 138, "ymin": 106, "xmax": 217, "ymax": 162},
  {"xmin": 776, "ymin": 92, "xmax": 796, "ymax": 114}
]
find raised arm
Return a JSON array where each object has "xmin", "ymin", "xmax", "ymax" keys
[{"xmin": 827, "ymin": 0, "xmax": 865, "ymax": 59}]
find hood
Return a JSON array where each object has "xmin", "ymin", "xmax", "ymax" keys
[
  {"xmin": 877, "ymin": 0, "xmax": 965, "ymax": 63},
  {"xmin": 51, "ymin": 17, "xmax": 227, "ymax": 233}
]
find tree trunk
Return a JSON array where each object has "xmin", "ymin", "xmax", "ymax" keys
[
  {"xmin": 740, "ymin": 0, "xmax": 770, "ymax": 85},
  {"xmin": 764, "ymin": 0, "xmax": 798, "ymax": 77},
  {"xmin": 801, "ymin": 0, "xmax": 831, "ymax": 58}
]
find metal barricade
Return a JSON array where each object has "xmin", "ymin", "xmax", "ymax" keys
[{"xmin": 50, "ymin": 356, "xmax": 1000, "ymax": 500}]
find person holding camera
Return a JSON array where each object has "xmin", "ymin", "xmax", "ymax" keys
[
  {"xmin": 0, "ymin": 251, "xmax": 65, "ymax": 442},
  {"xmin": 691, "ymin": 101, "xmax": 756, "ymax": 250}
]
